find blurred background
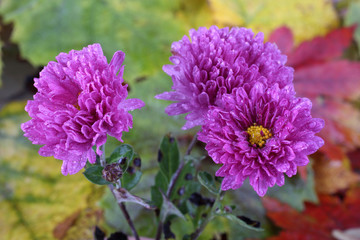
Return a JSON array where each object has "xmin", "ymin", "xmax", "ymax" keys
[{"xmin": 0, "ymin": 0, "xmax": 360, "ymax": 239}]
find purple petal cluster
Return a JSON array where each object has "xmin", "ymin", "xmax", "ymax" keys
[
  {"xmin": 158, "ymin": 26, "xmax": 324, "ymax": 196},
  {"xmin": 156, "ymin": 26, "xmax": 293, "ymax": 129},
  {"xmin": 198, "ymin": 83, "xmax": 324, "ymax": 196},
  {"xmin": 21, "ymin": 44, "xmax": 145, "ymax": 175}
]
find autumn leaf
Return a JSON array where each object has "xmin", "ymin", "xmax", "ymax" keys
[
  {"xmin": 348, "ymin": 148, "xmax": 360, "ymax": 173},
  {"xmin": 208, "ymin": 0, "xmax": 339, "ymax": 44},
  {"xmin": 345, "ymin": 1, "xmax": 360, "ymax": 54},
  {"xmin": 313, "ymin": 157, "xmax": 359, "ymax": 194},
  {"xmin": 269, "ymin": 26, "xmax": 360, "ymax": 161},
  {"xmin": 0, "ymin": 101, "xmax": 105, "ymax": 240},
  {"xmin": 263, "ymin": 187, "xmax": 360, "ymax": 240}
]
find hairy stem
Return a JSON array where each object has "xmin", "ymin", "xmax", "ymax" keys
[
  {"xmin": 99, "ymin": 144, "xmax": 106, "ymax": 167},
  {"xmin": 109, "ymin": 185, "xmax": 140, "ymax": 240},
  {"xmin": 156, "ymin": 133, "xmax": 198, "ymax": 240}
]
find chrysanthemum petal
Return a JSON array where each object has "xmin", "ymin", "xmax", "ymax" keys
[{"xmin": 22, "ymin": 44, "xmax": 144, "ymax": 175}]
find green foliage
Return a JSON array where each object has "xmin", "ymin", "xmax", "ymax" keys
[
  {"xmin": 267, "ymin": 165, "xmax": 317, "ymax": 211},
  {"xmin": 197, "ymin": 171, "xmax": 219, "ymax": 195},
  {"xmin": 151, "ymin": 172, "xmax": 169, "ymax": 208},
  {"xmin": 106, "ymin": 145, "xmax": 143, "ymax": 190},
  {"xmin": 122, "ymin": 170, "xmax": 142, "ymax": 191},
  {"xmin": 121, "ymin": 72, "xmax": 188, "ymax": 161},
  {"xmin": 158, "ymin": 134, "xmax": 180, "ymax": 182},
  {"xmin": 0, "ymin": 0, "xmax": 189, "ymax": 84},
  {"xmin": 107, "ymin": 144, "xmax": 134, "ymax": 170},
  {"xmin": 214, "ymin": 209, "xmax": 264, "ymax": 232},
  {"xmin": 83, "ymin": 165, "xmax": 111, "ymax": 185},
  {"xmin": 160, "ymin": 192, "xmax": 186, "ymax": 222},
  {"xmin": 171, "ymin": 160, "xmax": 201, "ymax": 201},
  {"xmin": 0, "ymin": 102, "xmax": 104, "ymax": 239}
]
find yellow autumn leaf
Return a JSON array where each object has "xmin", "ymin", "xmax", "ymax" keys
[
  {"xmin": 0, "ymin": 101, "xmax": 105, "ymax": 240},
  {"xmin": 313, "ymin": 157, "xmax": 360, "ymax": 194},
  {"xmin": 208, "ymin": 0, "xmax": 339, "ymax": 44}
]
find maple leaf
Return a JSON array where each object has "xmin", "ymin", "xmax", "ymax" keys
[
  {"xmin": 269, "ymin": 26, "xmax": 360, "ymax": 161},
  {"xmin": 263, "ymin": 187, "xmax": 360, "ymax": 240}
]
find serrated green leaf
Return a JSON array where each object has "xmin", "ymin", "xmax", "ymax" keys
[
  {"xmin": 107, "ymin": 144, "xmax": 134, "ymax": 171},
  {"xmin": 83, "ymin": 165, "xmax": 111, "ymax": 185},
  {"xmin": 158, "ymin": 134, "xmax": 180, "ymax": 182},
  {"xmin": 122, "ymin": 171, "xmax": 142, "ymax": 191},
  {"xmin": 198, "ymin": 171, "xmax": 219, "ymax": 195}
]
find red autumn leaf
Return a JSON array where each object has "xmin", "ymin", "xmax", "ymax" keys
[
  {"xmin": 348, "ymin": 148, "xmax": 360, "ymax": 172},
  {"xmin": 269, "ymin": 26, "xmax": 360, "ymax": 161},
  {"xmin": 263, "ymin": 188, "xmax": 360, "ymax": 240}
]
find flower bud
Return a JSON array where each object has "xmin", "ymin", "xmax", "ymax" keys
[{"xmin": 102, "ymin": 163, "xmax": 123, "ymax": 183}]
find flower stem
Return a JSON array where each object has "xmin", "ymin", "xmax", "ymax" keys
[
  {"xmin": 99, "ymin": 144, "xmax": 106, "ymax": 167},
  {"xmin": 98, "ymin": 145, "xmax": 139, "ymax": 240},
  {"xmin": 190, "ymin": 191, "xmax": 224, "ymax": 240},
  {"xmin": 109, "ymin": 185, "xmax": 140, "ymax": 240},
  {"xmin": 155, "ymin": 133, "xmax": 198, "ymax": 240}
]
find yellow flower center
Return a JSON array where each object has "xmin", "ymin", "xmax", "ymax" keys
[{"xmin": 246, "ymin": 123, "xmax": 272, "ymax": 148}]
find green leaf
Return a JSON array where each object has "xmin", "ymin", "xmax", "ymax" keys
[
  {"xmin": 197, "ymin": 171, "xmax": 219, "ymax": 195},
  {"xmin": 171, "ymin": 160, "xmax": 201, "ymax": 201},
  {"xmin": 122, "ymin": 171, "xmax": 142, "ymax": 191},
  {"xmin": 215, "ymin": 212, "xmax": 264, "ymax": 232},
  {"xmin": 107, "ymin": 144, "xmax": 134, "ymax": 171},
  {"xmin": 151, "ymin": 172, "xmax": 169, "ymax": 208},
  {"xmin": 158, "ymin": 134, "xmax": 180, "ymax": 182},
  {"xmin": 155, "ymin": 171, "xmax": 169, "ymax": 192},
  {"xmin": 151, "ymin": 186, "xmax": 163, "ymax": 208},
  {"xmin": 0, "ymin": 0, "xmax": 189, "ymax": 84},
  {"xmin": 160, "ymin": 192, "xmax": 186, "ymax": 222},
  {"xmin": 267, "ymin": 164, "xmax": 317, "ymax": 211},
  {"xmin": 120, "ymin": 152, "xmax": 142, "ymax": 190},
  {"xmin": 83, "ymin": 165, "xmax": 111, "ymax": 185}
]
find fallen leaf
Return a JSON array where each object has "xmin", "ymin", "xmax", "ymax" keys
[
  {"xmin": 313, "ymin": 157, "xmax": 359, "ymax": 194},
  {"xmin": 269, "ymin": 26, "xmax": 360, "ymax": 161},
  {"xmin": 53, "ymin": 210, "xmax": 81, "ymax": 240},
  {"xmin": 208, "ymin": 0, "xmax": 339, "ymax": 44},
  {"xmin": 263, "ymin": 187, "xmax": 360, "ymax": 240},
  {"xmin": 348, "ymin": 148, "xmax": 360, "ymax": 173},
  {"xmin": 0, "ymin": 101, "xmax": 105, "ymax": 240}
]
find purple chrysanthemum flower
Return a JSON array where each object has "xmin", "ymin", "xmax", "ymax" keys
[
  {"xmin": 21, "ymin": 44, "xmax": 145, "ymax": 175},
  {"xmin": 156, "ymin": 26, "xmax": 294, "ymax": 129},
  {"xmin": 197, "ymin": 82, "xmax": 324, "ymax": 196}
]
